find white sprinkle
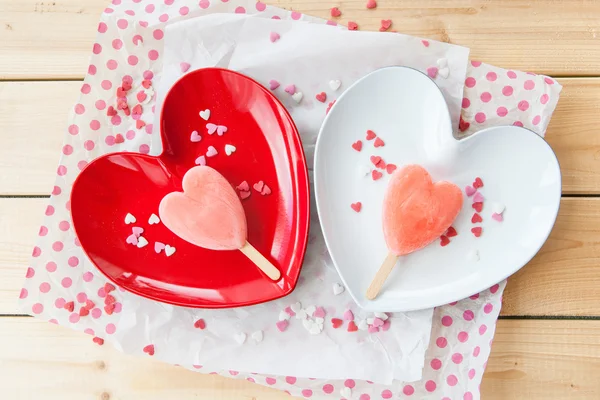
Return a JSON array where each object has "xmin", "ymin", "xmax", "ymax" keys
[
  {"xmin": 292, "ymin": 92, "xmax": 303, "ymax": 103},
  {"xmin": 251, "ymin": 330, "xmax": 263, "ymax": 343},
  {"xmin": 290, "ymin": 302, "xmax": 302, "ymax": 313},
  {"xmin": 309, "ymin": 324, "xmax": 322, "ymax": 335},
  {"xmin": 437, "ymin": 58, "xmax": 448, "ymax": 68},
  {"xmin": 329, "ymin": 79, "xmax": 342, "ymax": 91},
  {"xmin": 340, "ymin": 387, "xmax": 352, "ymax": 399},
  {"xmin": 374, "ymin": 312, "xmax": 388, "ymax": 320},
  {"xmin": 199, "ymin": 109, "xmax": 211, "ymax": 121},
  {"xmin": 195, "ymin": 155, "xmax": 206, "ymax": 166},
  {"xmin": 357, "ymin": 165, "xmax": 371, "ymax": 177},
  {"xmin": 366, "ymin": 317, "xmax": 375, "ymax": 325},
  {"xmin": 234, "ymin": 332, "xmax": 247, "ymax": 344},
  {"xmin": 438, "ymin": 67, "xmax": 450, "ymax": 79},
  {"xmin": 358, "ymin": 320, "xmax": 368, "ymax": 331},
  {"xmin": 304, "ymin": 305, "xmax": 316, "ymax": 316},
  {"xmin": 225, "ymin": 144, "xmax": 236, "ymax": 156},
  {"xmin": 302, "ymin": 318, "xmax": 313, "ymax": 330},
  {"xmin": 125, "ymin": 213, "xmax": 136, "ymax": 224},
  {"xmin": 315, "ymin": 317, "xmax": 324, "ymax": 324},
  {"xmin": 279, "ymin": 311, "xmax": 290, "ymax": 321},
  {"xmin": 137, "ymin": 236, "xmax": 149, "ymax": 248},
  {"xmin": 165, "ymin": 245, "xmax": 176, "ymax": 257},
  {"xmin": 492, "ymin": 202, "xmax": 506, "ymax": 214},
  {"xmin": 148, "ymin": 213, "xmax": 160, "ymax": 225},
  {"xmin": 296, "ymin": 309, "xmax": 308, "ymax": 320},
  {"xmin": 333, "ymin": 283, "xmax": 345, "ymax": 295},
  {"xmin": 467, "ymin": 249, "xmax": 480, "ymax": 262}
]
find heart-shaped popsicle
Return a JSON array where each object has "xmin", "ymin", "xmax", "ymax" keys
[
  {"xmin": 159, "ymin": 166, "xmax": 281, "ymax": 280},
  {"xmin": 366, "ymin": 165, "xmax": 463, "ymax": 300}
]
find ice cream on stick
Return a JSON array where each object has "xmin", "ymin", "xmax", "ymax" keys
[
  {"xmin": 159, "ymin": 166, "xmax": 281, "ymax": 281},
  {"xmin": 366, "ymin": 165, "xmax": 463, "ymax": 300}
]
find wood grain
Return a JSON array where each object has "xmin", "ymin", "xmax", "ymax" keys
[
  {"xmin": 2, "ymin": 197, "xmax": 600, "ymax": 316},
  {"xmin": 1, "ymin": 0, "xmax": 600, "ymax": 78},
  {"xmin": 1, "ymin": 78, "xmax": 599, "ymax": 195},
  {"xmin": 0, "ymin": 317, "xmax": 598, "ymax": 399}
]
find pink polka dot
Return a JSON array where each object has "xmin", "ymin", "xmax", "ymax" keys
[
  {"xmin": 89, "ymin": 120, "xmax": 101, "ymax": 132},
  {"xmin": 84, "ymin": 328, "xmax": 95, "ymax": 336},
  {"xmin": 465, "ymin": 77, "xmax": 476, "ymax": 88},
  {"xmin": 470, "ymin": 294, "xmax": 480, "ymax": 301},
  {"xmin": 490, "ymin": 284, "xmax": 500, "ymax": 293},
  {"xmin": 68, "ymin": 256, "xmax": 79, "ymax": 267},
  {"xmin": 126, "ymin": 130, "xmax": 136, "ymax": 140},
  {"xmin": 447, "ymin": 374, "xmax": 458, "ymax": 386},
  {"xmin": 468, "ymin": 368, "xmax": 476, "ymax": 379},
  {"xmin": 83, "ymin": 271, "xmax": 94, "ymax": 282},
  {"xmin": 165, "ymin": 0, "xmax": 174, "ymax": 4},
  {"xmin": 518, "ymin": 100, "xmax": 530, "ymax": 111},
  {"xmin": 75, "ymin": 104, "xmax": 85, "ymax": 114},
  {"xmin": 77, "ymin": 160, "xmax": 88, "ymax": 171},
  {"xmin": 464, "ymin": 393, "xmax": 473, "ymax": 400},
  {"xmin": 256, "ymin": 1, "xmax": 266, "ymax": 11},
  {"xmin": 501, "ymin": 85, "xmax": 514, "ymax": 96},
  {"xmin": 425, "ymin": 380, "xmax": 436, "ymax": 392},
  {"xmin": 76, "ymin": 292, "xmax": 87, "ymax": 303},
  {"xmin": 112, "ymin": 39, "xmax": 123, "ymax": 50},
  {"xmin": 235, "ymin": 6, "xmax": 246, "ymax": 13},
  {"xmin": 532, "ymin": 115, "xmax": 541, "ymax": 125},
  {"xmin": 106, "ymin": 323, "xmax": 116, "ymax": 334},
  {"xmin": 93, "ymin": 43, "xmax": 102, "ymax": 54},
  {"xmin": 496, "ymin": 106, "xmax": 508, "ymax": 117},
  {"xmin": 486, "ymin": 72, "xmax": 497, "ymax": 81},
  {"xmin": 114, "ymin": 302, "xmax": 123, "ymax": 313},
  {"xmin": 68, "ymin": 124, "xmax": 79, "ymax": 135},
  {"xmin": 55, "ymin": 298, "xmax": 65, "ymax": 308},
  {"xmin": 483, "ymin": 303, "xmax": 493, "ymax": 314},
  {"xmin": 441, "ymin": 316, "xmax": 453, "ymax": 327},
  {"xmin": 524, "ymin": 80, "xmax": 535, "ymax": 90},
  {"xmin": 105, "ymin": 136, "xmax": 116, "ymax": 146},
  {"xmin": 26, "ymin": 267, "xmax": 36, "ymax": 278},
  {"xmin": 463, "ymin": 310, "xmax": 475, "ymax": 321},
  {"xmin": 57, "ymin": 165, "xmax": 67, "ymax": 176},
  {"xmin": 88, "ymin": 64, "xmax": 97, "ymax": 75},
  {"xmin": 430, "ymin": 358, "xmax": 442, "ymax": 370},
  {"xmin": 39, "ymin": 282, "xmax": 51, "ymax": 293},
  {"xmin": 473, "ymin": 346, "xmax": 481, "ymax": 357},
  {"xmin": 462, "ymin": 97, "xmax": 470, "ymax": 108},
  {"xmin": 322, "ymin": 384, "xmax": 334, "ymax": 394},
  {"xmin": 91, "ymin": 308, "xmax": 102, "ymax": 318},
  {"xmin": 80, "ymin": 83, "xmax": 91, "ymax": 94},
  {"xmin": 65, "ymin": 201, "xmax": 71, "ymax": 211},
  {"xmin": 39, "ymin": 226, "xmax": 48, "ymax": 236},
  {"xmin": 458, "ymin": 331, "xmax": 469, "ymax": 342},
  {"xmin": 359, "ymin": 395, "xmax": 370, "ymax": 400},
  {"xmin": 285, "ymin": 376, "xmax": 296, "ymax": 384},
  {"xmin": 101, "ymin": 80, "xmax": 112, "ymax": 90},
  {"xmin": 344, "ymin": 379, "xmax": 356, "ymax": 389},
  {"xmin": 53, "ymin": 185, "xmax": 62, "ymax": 195},
  {"xmin": 140, "ymin": 144, "xmax": 150, "ymax": 154},
  {"xmin": 143, "ymin": 70, "xmax": 154, "ymax": 80},
  {"xmin": 111, "ymin": 115, "xmax": 122, "ymax": 126},
  {"xmin": 471, "ymin": 60, "xmax": 482, "ymax": 67},
  {"xmin": 159, "ymin": 13, "xmax": 169, "ymax": 22},
  {"xmin": 145, "ymin": 4, "xmax": 155, "ymax": 12},
  {"xmin": 382, "ymin": 389, "xmax": 394, "ymax": 398},
  {"xmin": 540, "ymin": 93, "xmax": 550, "ymax": 104},
  {"xmin": 436, "ymin": 337, "xmax": 447, "ymax": 348},
  {"xmin": 480, "ymin": 92, "xmax": 492, "ymax": 102},
  {"xmin": 117, "ymin": 19, "xmax": 128, "ymax": 29},
  {"xmin": 301, "ymin": 389, "xmax": 312, "ymax": 398},
  {"xmin": 62, "ymin": 145, "xmax": 73, "ymax": 155},
  {"xmin": 139, "ymin": 21, "xmax": 148, "ymax": 27},
  {"xmin": 452, "ymin": 353, "xmax": 463, "ymax": 364},
  {"xmin": 74, "ymin": 237, "xmax": 80, "ymax": 247},
  {"xmin": 98, "ymin": 22, "xmax": 108, "ymax": 33},
  {"xmin": 32, "ymin": 303, "xmax": 44, "ymax": 314},
  {"xmin": 45, "ymin": 205, "xmax": 55, "ymax": 216},
  {"xmin": 58, "ymin": 221, "xmax": 70, "ymax": 231},
  {"xmin": 153, "ymin": 29, "xmax": 164, "ymax": 40},
  {"xmin": 52, "ymin": 241, "xmax": 64, "ymax": 252},
  {"xmin": 199, "ymin": 0, "xmax": 210, "ymax": 9},
  {"xmin": 265, "ymin": 377, "xmax": 276, "ymax": 385},
  {"xmin": 246, "ymin": 377, "xmax": 255, "ymax": 383},
  {"xmin": 291, "ymin": 11, "xmax": 301, "ymax": 19},
  {"xmin": 69, "ymin": 313, "xmax": 80, "ymax": 323},
  {"xmin": 514, "ymin": 120, "xmax": 525, "ymax": 127},
  {"xmin": 507, "ymin": 70, "xmax": 517, "ymax": 79},
  {"xmin": 107, "ymin": 59, "xmax": 118, "ymax": 70},
  {"xmin": 479, "ymin": 324, "xmax": 488, "ymax": 335},
  {"xmin": 148, "ymin": 50, "xmax": 159, "ymax": 61},
  {"xmin": 83, "ymin": 140, "xmax": 95, "ymax": 151},
  {"xmin": 46, "ymin": 262, "xmax": 57, "ymax": 272},
  {"xmin": 145, "ymin": 123, "xmax": 153, "ymax": 134},
  {"xmin": 544, "ymin": 77, "xmax": 555, "ymax": 85},
  {"xmin": 61, "ymin": 277, "xmax": 72, "ymax": 288},
  {"xmin": 179, "ymin": 6, "xmax": 189, "ymax": 15},
  {"xmin": 272, "ymin": 15, "xmax": 280, "ymax": 20},
  {"xmin": 128, "ymin": 55, "xmax": 139, "ymax": 66},
  {"xmin": 95, "ymin": 100, "xmax": 106, "ymax": 110},
  {"xmin": 475, "ymin": 112, "xmax": 486, "ymax": 123}
]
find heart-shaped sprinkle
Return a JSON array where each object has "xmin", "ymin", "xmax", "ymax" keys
[
  {"xmin": 446, "ymin": 226, "xmax": 458, "ymax": 237},
  {"xmin": 251, "ymin": 330, "xmax": 264, "ymax": 342},
  {"xmin": 351, "ymin": 202, "xmax": 362, "ymax": 212},
  {"xmin": 348, "ymin": 21, "xmax": 358, "ymax": 30},
  {"xmin": 85, "ymin": 300, "xmax": 95, "ymax": 309},
  {"xmin": 427, "ymin": 67, "xmax": 439, "ymax": 79},
  {"xmin": 195, "ymin": 155, "xmax": 206, "ymax": 166},
  {"xmin": 437, "ymin": 58, "xmax": 448, "ymax": 68},
  {"xmin": 340, "ymin": 387, "xmax": 353, "ymax": 398},
  {"xmin": 313, "ymin": 306, "xmax": 326, "ymax": 318},
  {"xmin": 284, "ymin": 84, "xmax": 296, "ymax": 95},
  {"xmin": 154, "ymin": 241, "xmax": 166, "ymax": 253},
  {"xmin": 269, "ymin": 32, "xmax": 281, "ymax": 43},
  {"xmin": 225, "ymin": 144, "xmax": 236, "ymax": 156},
  {"xmin": 194, "ymin": 319, "xmax": 206, "ymax": 329},
  {"xmin": 292, "ymin": 92, "xmax": 303, "ymax": 103},
  {"xmin": 492, "ymin": 212, "xmax": 504, "ymax": 222},
  {"xmin": 473, "ymin": 202, "xmax": 483, "ymax": 213},
  {"xmin": 165, "ymin": 245, "xmax": 176, "ymax": 257},
  {"xmin": 206, "ymin": 146, "xmax": 218, "ymax": 157},
  {"xmin": 473, "ymin": 192, "xmax": 485, "ymax": 203},
  {"xmin": 379, "ymin": 19, "xmax": 392, "ymax": 31},
  {"xmin": 366, "ymin": 0, "xmax": 377, "ymax": 9},
  {"xmin": 276, "ymin": 320, "xmax": 289, "ymax": 332},
  {"xmin": 206, "ymin": 123, "xmax": 217, "ymax": 135},
  {"xmin": 104, "ymin": 304, "xmax": 115, "ymax": 315},
  {"xmin": 374, "ymin": 312, "xmax": 388, "ymax": 320},
  {"xmin": 358, "ymin": 320, "xmax": 368, "ymax": 330},
  {"xmin": 376, "ymin": 158, "xmax": 386, "ymax": 169},
  {"xmin": 386, "ymin": 164, "xmax": 397, "ymax": 174},
  {"xmin": 422, "ymin": 39, "xmax": 430, "ymax": 47},
  {"xmin": 279, "ymin": 310, "xmax": 291, "ymax": 321},
  {"xmin": 116, "ymin": 87, "xmax": 127, "ymax": 98},
  {"xmin": 234, "ymin": 332, "xmax": 247, "ymax": 344},
  {"xmin": 343, "ymin": 310, "xmax": 354, "ymax": 321},
  {"xmin": 309, "ymin": 323, "xmax": 322, "ymax": 335},
  {"xmin": 316, "ymin": 92, "xmax": 327, "ymax": 103},
  {"xmin": 114, "ymin": 134, "xmax": 125, "ymax": 144},
  {"xmin": 148, "ymin": 213, "xmax": 160, "ymax": 225},
  {"xmin": 471, "ymin": 227, "xmax": 483, "ymax": 237},
  {"xmin": 352, "ymin": 140, "xmax": 362, "ymax": 152},
  {"xmin": 326, "ymin": 100, "xmax": 336, "ymax": 114},
  {"xmin": 381, "ymin": 320, "xmax": 391, "ymax": 331},
  {"xmin": 370, "ymin": 155, "xmax": 382, "ymax": 166},
  {"xmin": 440, "ymin": 235, "xmax": 450, "ymax": 246},
  {"xmin": 64, "ymin": 301, "xmax": 75, "ymax": 312},
  {"xmin": 105, "ymin": 295, "xmax": 116, "ymax": 305},
  {"xmin": 137, "ymin": 236, "xmax": 149, "ymax": 248},
  {"xmin": 240, "ymin": 191, "xmax": 251, "ymax": 200},
  {"xmin": 199, "ymin": 109, "xmax": 210, "ymax": 121},
  {"xmin": 92, "ymin": 337, "xmax": 104, "ymax": 346},
  {"xmin": 180, "ymin": 62, "xmax": 191, "ymax": 73},
  {"xmin": 330, "ymin": 7, "xmax": 342, "ymax": 17},
  {"xmin": 366, "ymin": 130, "xmax": 377, "ymax": 140},
  {"xmin": 304, "ymin": 305, "xmax": 316, "ymax": 315},
  {"xmin": 473, "ymin": 177, "xmax": 484, "ymax": 189},
  {"xmin": 236, "ymin": 181, "xmax": 250, "ymax": 192},
  {"xmin": 467, "ymin": 249, "xmax": 480, "ymax": 262},
  {"xmin": 116, "ymin": 99, "xmax": 127, "ymax": 110},
  {"xmin": 132, "ymin": 227, "xmax": 144, "ymax": 237},
  {"xmin": 125, "ymin": 213, "xmax": 136, "ymax": 224},
  {"xmin": 471, "ymin": 213, "xmax": 483, "ymax": 223},
  {"xmin": 79, "ymin": 307, "xmax": 90, "ymax": 317},
  {"xmin": 122, "ymin": 107, "xmax": 131, "ymax": 117},
  {"xmin": 136, "ymin": 91, "xmax": 147, "ymax": 103},
  {"xmin": 107, "ymin": 106, "xmax": 117, "ymax": 117},
  {"xmin": 141, "ymin": 79, "xmax": 152, "ymax": 89},
  {"xmin": 465, "ymin": 185, "xmax": 476, "ymax": 197},
  {"xmin": 438, "ymin": 68, "xmax": 450, "ymax": 79},
  {"xmin": 372, "ymin": 170, "xmax": 383, "ymax": 181},
  {"xmin": 104, "ymin": 283, "xmax": 116, "ymax": 293},
  {"xmin": 296, "ymin": 310, "xmax": 308, "ymax": 320},
  {"xmin": 374, "ymin": 137, "xmax": 385, "ymax": 148},
  {"xmin": 268, "ymin": 80, "xmax": 280, "ymax": 90},
  {"xmin": 253, "ymin": 181, "xmax": 265, "ymax": 192},
  {"xmin": 459, "ymin": 116, "xmax": 470, "ymax": 132},
  {"xmin": 333, "ymin": 283, "xmax": 345, "ymax": 295},
  {"xmin": 261, "ymin": 185, "xmax": 272, "ymax": 196},
  {"xmin": 358, "ymin": 165, "xmax": 371, "ymax": 177},
  {"xmin": 492, "ymin": 202, "xmax": 506, "ymax": 214},
  {"xmin": 331, "ymin": 318, "xmax": 343, "ymax": 328},
  {"xmin": 329, "ymin": 79, "xmax": 342, "ymax": 91},
  {"xmin": 132, "ymin": 104, "xmax": 142, "ymax": 115},
  {"xmin": 217, "ymin": 125, "xmax": 228, "ymax": 136},
  {"xmin": 347, "ymin": 321, "xmax": 358, "ymax": 332},
  {"xmin": 368, "ymin": 326, "xmax": 380, "ymax": 333},
  {"xmin": 143, "ymin": 344, "xmax": 155, "ymax": 355},
  {"xmin": 290, "ymin": 302, "xmax": 302, "ymax": 313},
  {"xmin": 126, "ymin": 233, "xmax": 138, "ymax": 245},
  {"xmin": 136, "ymin": 120, "xmax": 146, "ymax": 130}
]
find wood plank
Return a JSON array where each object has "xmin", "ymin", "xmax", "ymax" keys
[
  {"xmin": 0, "ymin": 317, "xmax": 598, "ymax": 399},
  {"xmin": 1, "ymin": 0, "xmax": 600, "ymax": 78},
  {"xmin": 1, "ymin": 78, "xmax": 599, "ymax": 195},
  {"xmin": 2, "ymin": 197, "xmax": 600, "ymax": 316}
]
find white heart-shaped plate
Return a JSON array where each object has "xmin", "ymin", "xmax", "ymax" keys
[{"xmin": 314, "ymin": 67, "xmax": 561, "ymax": 312}]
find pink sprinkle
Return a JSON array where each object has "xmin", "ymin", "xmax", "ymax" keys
[
  {"xmin": 126, "ymin": 234, "xmax": 138, "ymax": 245},
  {"xmin": 269, "ymin": 32, "xmax": 281, "ymax": 43},
  {"xmin": 276, "ymin": 320, "xmax": 289, "ymax": 332},
  {"xmin": 381, "ymin": 320, "xmax": 391, "ymax": 331},
  {"xmin": 284, "ymin": 84, "xmax": 296, "ymax": 95},
  {"xmin": 343, "ymin": 309, "xmax": 354, "ymax": 321},
  {"xmin": 427, "ymin": 67, "xmax": 438, "ymax": 78},
  {"xmin": 492, "ymin": 213, "xmax": 504, "ymax": 222},
  {"xmin": 132, "ymin": 227, "xmax": 144, "ymax": 237},
  {"xmin": 372, "ymin": 317, "xmax": 384, "ymax": 327},
  {"xmin": 268, "ymin": 80, "xmax": 280, "ymax": 90},
  {"xmin": 368, "ymin": 326, "xmax": 379, "ymax": 333},
  {"xmin": 473, "ymin": 192, "xmax": 484, "ymax": 203},
  {"xmin": 180, "ymin": 62, "xmax": 191, "ymax": 73},
  {"xmin": 465, "ymin": 185, "xmax": 476, "ymax": 197},
  {"xmin": 313, "ymin": 307, "xmax": 326, "ymax": 318},
  {"xmin": 284, "ymin": 306, "xmax": 296, "ymax": 316}
]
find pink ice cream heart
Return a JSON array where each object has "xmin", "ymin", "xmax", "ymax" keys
[
  {"xmin": 159, "ymin": 166, "xmax": 247, "ymax": 251},
  {"xmin": 313, "ymin": 307, "xmax": 326, "ymax": 318},
  {"xmin": 269, "ymin": 80, "xmax": 280, "ymax": 90},
  {"xmin": 217, "ymin": 125, "xmax": 228, "ymax": 136},
  {"xmin": 132, "ymin": 227, "xmax": 144, "ymax": 237},
  {"xmin": 492, "ymin": 212, "xmax": 504, "ymax": 222},
  {"xmin": 126, "ymin": 233, "xmax": 138, "ymax": 245},
  {"xmin": 284, "ymin": 84, "xmax": 296, "ymax": 95},
  {"xmin": 236, "ymin": 181, "xmax": 250, "ymax": 192},
  {"xmin": 190, "ymin": 131, "xmax": 201, "ymax": 143},
  {"xmin": 180, "ymin": 62, "xmax": 191, "ymax": 73},
  {"xmin": 154, "ymin": 241, "xmax": 166, "ymax": 253},
  {"xmin": 206, "ymin": 123, "xmax": 218, "ymax": 135},
  {"xmin": 465, "ymin": 185, "xmax": 476, "ymax": 197},
  {"xmin": 473, "ymin": 192, "xmax": 484, "ymax": 203}
]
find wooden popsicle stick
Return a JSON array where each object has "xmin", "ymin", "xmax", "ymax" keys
[
  {"xmin": 366, "ymin": 252, "xmax": 400, "ymax": 300},
  {"xmin": 239, "ymin": 241, "xmax": 281, "ymax": 281}
]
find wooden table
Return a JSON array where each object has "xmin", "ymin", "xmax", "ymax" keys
[{"xmin": 1, "ymin": 0, "xmax": 599, "ymax": 398}]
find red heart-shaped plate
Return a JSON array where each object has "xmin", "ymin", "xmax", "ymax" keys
[{"xmin": 71, "ymin": 68, "xmax": 309, "ymax": 308}]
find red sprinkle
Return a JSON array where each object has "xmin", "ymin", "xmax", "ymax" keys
[
  {"xmin": 121, "ymin": 80, "xmax": 132, "ymax": 91},
  {"xmin": 473, "ymin": 177, "xmax": 484, "ymax": 189},
  {"xmin": 330, "ymin": 7, "xmax": 342, "ymax": 17},
  {"xmin": 92, "ymin": 337, "xmax": 105, "ymax": 346},
  {"xmin": 84, "ymin": 300, "xmax": 95, "ymax": 309},
  {"xmin": 348, "ymin": 21, "xmax": 358, "ymax": 31},
  {"xmin": 471, "ymin": 227, "xmax": 483, "ymax": 238},
  {"xmin": 116, "ymin": 86, "xmax": 127, "ymax": 98},
  {"xmin": 471, "ymin": 213, "xmax": 483, "ymax": 223},
  {"xmin": 143, "ymin": 344, "xmax": 155, "ymax": 356},
  {"xmin": 379, "ymin": 19, "xmax": 392, "ymax": 32},
  {"xmin": 366, "ymin": 130, "xmax": 377, "ymax": 140},
  {"xmin": 366, "ymin": 0, "xmax": 377, "ymax": 9},
  {"xmin": 326, "ymin": 100, "xmax": 336, "ymax": 114},
  {"xmin": 440, "ymin": 235, "xmax": 450, "ymax": 247},
  {"xmin": 79, "ymin": 307, "xmax": 90, "ymax": 317},
  {"xmin": 114, "ymin": 134, "xmax": 125, "ymax": 144},
  {"xmin": 352, "ymin": 140, "xmax": 362, "ymax": 152},
  {"xmin": 459, "ymin": 116, "xmax": 470, "ymax": 132},
  {"xmin": 374, "ymin": 137, "xmax": 385, "ymax": 148},
  {"xmin": 370, "ymin": 155, "xmax": 382, "ymax": 166},
  {"xmin": 376, "ymin": 159, "xmax": 387, "ymax": 169},
  {"xmin": 132, "ymin": 104, "xmax": 143, "ymax": 115},
  {"xmin": 136, "ymin": 120, "xmax": 146, "ymax": 129},
  {"xmin": 194, "ymin": 319, "xmax": 206, "ymax": 330},
  {"xmin": 446, "ymin": 226, "xmax": 458, "ymax": 237},
  {"xmin": 472, "ymin": 202, "xmax": 483, "ymax": 213},
  {"xmin": 331, "ymin": 318, "xmax": 343, "ymax": 329},
  {"xmin": 122, "ymin": 107, "xmax": 131, "ymax": 117},
  {"xmin": 351, "ymin": 202, "xmax": 362, "ymax": 213},
  {"xmin": 104, "ymin": 283, "xmax": 116, "ymax": 293},
  {"xmin": 106, "ymin": 106, "xmax": 117, "ymax": 117},
  {"xmin": 64, "ymin": 301, "xmax": 75, "ymax": 312},
  {"xmin": 104, "ymin": 304, "xmax": 115, "ymax": 315},
  {"xmin": 347, "ymin": 321, "xmax": 358, "ymax": 332},
  {"xmin": 372, "ymin": 170, "xmax": 383, "ymax": 181},
  {"xmin": 386, "ymin": 164, "xmax": 397, "ymax": 174},
  {"xmin": 105, "ymin": 295, "xmax": 116, "ymax": 305},
  {"xmin": 141, "ymin": 80, "xmax": 152, "ymax": 89},
  {"xmin": 315, "ymin": 92, "xmax": 327, "ymax": 103}
]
